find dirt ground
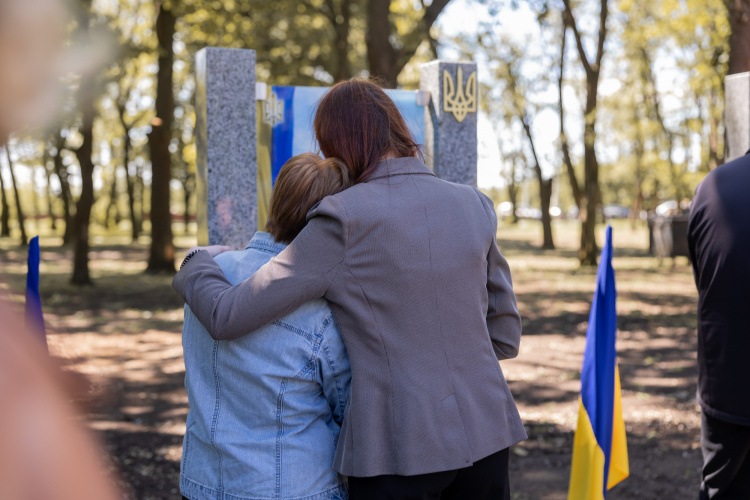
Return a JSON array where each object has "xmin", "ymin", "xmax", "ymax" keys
[{"xmin": 0, "ymin": 220, "xmax": 702, "ymax": 499}]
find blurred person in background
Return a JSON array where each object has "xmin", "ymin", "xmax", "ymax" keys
[
  {"xmin": 0, "ymin": 0, "xmax": 67, "ymax": 143},
  {"xmin": 0, "ymin": 299, "xmax": 121, "ymax": 500},
  {"xmin": 688, "ymin": 152, "xmax": 750, "ymax": 500},
  {"xmin": 0, "ymin": 0, "xmax": 121, "ymax": 498}
]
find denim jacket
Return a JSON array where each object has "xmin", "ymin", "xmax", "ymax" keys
[{"xmin": 181, "ymin": 232, "xmax": 351, "ymax": 500}]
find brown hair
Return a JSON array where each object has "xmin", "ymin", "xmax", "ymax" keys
[
  {"xmin": 313, "ymin": 78, "xmax": 422, "ymax": 183},
  {"xmin": 265, "ymin": 153, "xmax": 352, "ymax": 244}
]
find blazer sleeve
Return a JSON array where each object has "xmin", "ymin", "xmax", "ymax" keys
[
  {"xmin": 475, "ymin": 189, "xmax": 522, "ymax": 360},
  {"xmin": 172, "ymin": 197, "xmax": 348, "ymax": 341},
  {"xmin": 318, "ymin": 321, "xmax": 352, "ymax": 427}
]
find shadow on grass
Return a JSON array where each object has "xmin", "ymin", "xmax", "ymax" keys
[
  {"xmin": 508, "ymin": 417, "xmax": 701, "ymax": 500},
  {"xmin": 88, "ymin": 355, "xmax": 186, "ymax": 500},
  {"xmin": 1, "ymin": 235, "xmax": 702, "ymax": 500},
  {"xmin": 94, "ymin": 366, "xmax": 187, "ymax": 500}
]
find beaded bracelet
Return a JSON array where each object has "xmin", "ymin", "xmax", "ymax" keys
[{"xmin": 180, "ymin": 249, "xmax": 201, "ymax": 270}]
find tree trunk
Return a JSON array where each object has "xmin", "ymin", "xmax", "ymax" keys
[
  {"xmin": 640, "ymin": 47, "xmax": 685, "ymax": 205},
  {"xmin": 146, "ymin": 2, "xmax": 176, "ymax": 273},
  {"xmin": 558, "ymin": 21, "xmax": 581, "ymax": 211},
  {"xmin": 182, "ymin": 175, "xmax": 193, "ymax": 234},
  {"xmin": 51, "ymin": 133, "xmax": 74, "ymax": 244},
  {"xmin": 42, "ymin": 150, "xmax": 57, "ymax": 231},
  {"xmin": 117, "ymin": 102, "xmax": 141, "ymax": 241},
  {"xmin": 630, "ymin": 112, "xmax": 645, "ymax": 228},
  {"xmin": 366, "ymin": 0, "xmax": 451, "ymax": 87},
  {"xmin": 173, "ymin": 133, "xmax": 193, "ymax": 235},
  {"xmin": 4, "ymin": 146, "xmax": 28, "ymax": 246},
  {"xmin": 564, "ymin": 0, "xmax": 608, "ymax": 266},
  {"xmin": 136, "ymin": 160, "xmax": 145, "ymax": 235},
  {"xmin": 326, "ymin": 0, "xmax": 352, "ymax": 81},
  {"xmin": 726, "ymin": 0, "xmax": 750, "ymax": 74},
  {"xmin": 708, "ymin": 88, "xmax": 723, "ymax": 171},
  {"xmin": 367, "ymin": 0, "xmax": 399, "ymax": 87},
  {"xmin": 71, "ymin": 74, "xmax": 96, "ymax": 285},
  {"xmin": 539, "ymin": 178, "xmax": 554, "ymax": 248},
  {"xmin": 650, "ymin": 179, "xmax": 660, "ymax": 212},
  {"xmin": 522, "ymin": 122, "xmax": 555, "ymax": 249},
  {"xmin": 123, "ymin": 132, "xmax": 140, "ymax": 241},
  {"xmin": 0, "ymin": 154, "xmax": 10, "ymax": 237},
  {"xmin": 105, "ymin": 165, "xmax": 119, "ymax": 229},
  {"xmin": 31, "ymin": 164, "xmax": 40, "ymax": 233},
  {"xmin": 579, "ymin": 73, "xmax": 600, "ymax": 266},
  {"xmin": 507, "ymin": 164, "xmax": 519, "ymax": 225}
]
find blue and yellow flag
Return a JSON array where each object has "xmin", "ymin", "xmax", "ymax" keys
[
  {"xmin": 568, "ymin": 226, "xmax": 628, "ymax": 499},
  {"xmin": 25, "ymin": 235, "xmax": 47, "ymax": 350}
]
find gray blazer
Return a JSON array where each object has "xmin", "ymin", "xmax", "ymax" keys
[{"xmin": 174, "ymin": 157, "xmax": 527, "ymax": 477}]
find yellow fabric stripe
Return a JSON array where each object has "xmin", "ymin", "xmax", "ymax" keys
[
  {"xmin": 607, "ymin": 365, "xmax": 629, "ymax": 489},
  {"xmin": 568, "ymin": 398, "xmax": 606, "ymax": 500},
  {"xmin": 256, "ymin": 101, "xmax": 272, "ymax": 232}
]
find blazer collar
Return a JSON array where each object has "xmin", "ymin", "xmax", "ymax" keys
[{"xmin": 365, "ymin": 157, "xmax": 435, "ymax": 182}]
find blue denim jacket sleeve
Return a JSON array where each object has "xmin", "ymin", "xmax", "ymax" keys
[{"xmin": 318, "ymin": 318, "xmax": 351, "ymax": 427}]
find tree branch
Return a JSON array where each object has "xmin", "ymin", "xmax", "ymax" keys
[
  {"xmin": 422, "ymin": 0, "xmax": 451, "ymax": 30},
  {"xmin": 561, "ymin": 0, "xmax": 593, "ymax": 76},
  {"xmin": 595, "ymin": 0, "xmax": 609, "ymax": 70},
  {"xmin": 322, "ymin": 0, "xmax": 338, "ymax": 28},
  {"xmin": 558, "ymin": 21, "xmax": 581, "ymax": 209},
  {"xmin": 391, "ymin": 0, "xmax": 451, "ymax": 79}
]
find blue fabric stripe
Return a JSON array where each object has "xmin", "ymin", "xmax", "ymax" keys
[
  {"xmin": 25, "ymin": 235, "xmax": 47, "ymax": 350},
  {"xmin": 270, "ymin": 86, "xmax": 295, "ymax": 186},
  {"xmin": 269, "ymin": 87, "xmax": 425, "ymax": 186},
  {"xmin": 580, "ymin": 225, "xmax": 617, "ymax": 497}
]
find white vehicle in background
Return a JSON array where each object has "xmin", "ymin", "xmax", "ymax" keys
[
  {"xmin": 496, "ymin": 201, "xmax": 514, "ymax": 219},
  {"xmin": 655, "ymin": 200, "xmax": 679, "ymax": 216},
  {"xmin": 603, "ymin": 204, "xmax": 630, "ymax": 219},
  {"xmin": 496, "ymin": 203, "xmax": 563, "ymax": 220}
]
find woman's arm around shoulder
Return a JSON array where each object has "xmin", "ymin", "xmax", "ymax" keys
[{"xmin": 172, "ymin": 198, "xmax": 348, "ymax": 341}]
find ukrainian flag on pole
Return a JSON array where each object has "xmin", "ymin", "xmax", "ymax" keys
[
  {"xmin": 25, "ymin": 235, "xmax": 47, "ymax": 350},
  {"xmin": 568, "ymin": 226, "xmax": 628, "ymax": 499}
]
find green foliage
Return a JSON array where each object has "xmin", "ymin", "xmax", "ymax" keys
[
  {"xmin": 603, "ymin": 0, "xmax": 729, "ymax": 207},
  {"xmin": 179, "ymin": 0, "xmax": 368, "ymax": 85},
  {"xmin": 0, "ymin": 0, "xmax": 734, "ymax": 259}
]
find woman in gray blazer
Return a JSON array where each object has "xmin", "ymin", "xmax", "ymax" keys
[{"xmin": 174, "ymin": 79, "xmax": 526, "ymax": 499}]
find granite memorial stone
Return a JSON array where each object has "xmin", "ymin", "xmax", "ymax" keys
[
  {"xmin": 195, "ymin": 47, "xmax": 257, "ymax": 249},
  {"xmin": 420, "ymin": 60, "xmax": 478, "ymax": 186},
  {"xmin": 195, "ymin": 52, "xmax": 481, "ymax": 244},
  {"xmin": 725, "ymin": 72, "xmax": 750, "ymax": 162}
]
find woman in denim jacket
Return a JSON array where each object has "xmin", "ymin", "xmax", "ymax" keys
[
  {"xmin": 176, "ymin": 80, "xmax": 526, "ymax": 499},
  {"xmin": 180, "ymin": 154, "xmax": 352, "ymax": 500}
]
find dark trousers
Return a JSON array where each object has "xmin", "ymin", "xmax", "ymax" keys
[
  {"xmin": 700, "ymin": 411, "xmax": 750, "ymax": 499},
  {"xmin": 348, "ymin": 448, "xmax": 510, "ymax": 500}
]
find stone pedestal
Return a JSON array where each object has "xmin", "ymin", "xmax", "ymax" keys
[
  {"xmin": 195, "ymin": 47, "xmax": 257, "ymax": 249},
  {"xmin": 725, "ymin": 72, "xmax": 750, "ymax": 162},
  {"xmin": 420, "ymin": 61, "xmax": 478, "ymax": 186}
]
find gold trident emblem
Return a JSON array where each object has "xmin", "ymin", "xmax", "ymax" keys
[
  {"xmin": 442, "ymin": 67, "xmax": 477, "ymax": 123},
  {"xmin": 263, "ymin": 92, "xmax": 284, "ymax": 127}
]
